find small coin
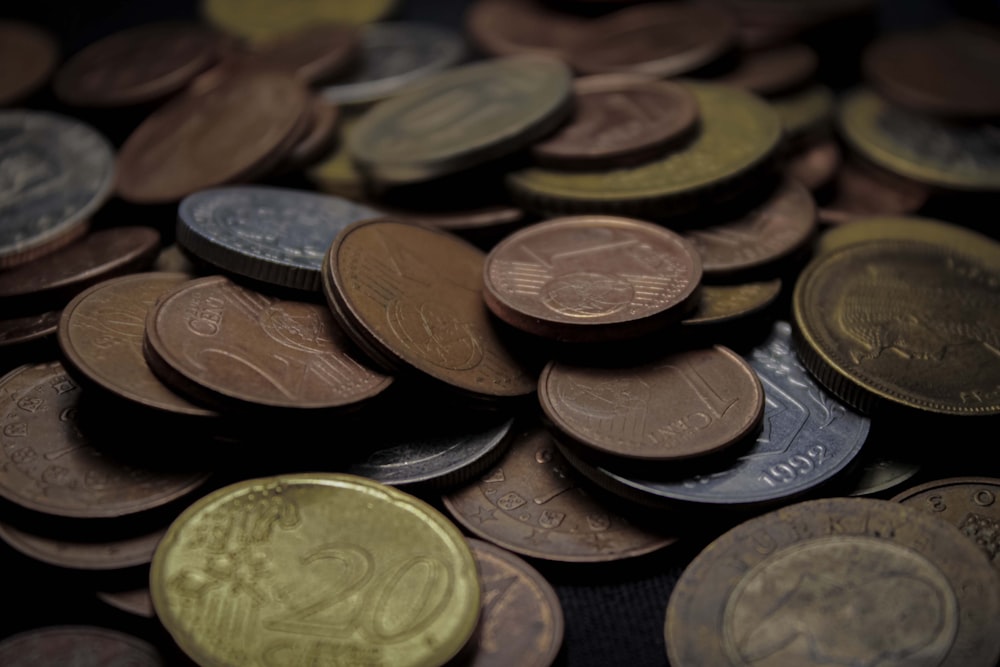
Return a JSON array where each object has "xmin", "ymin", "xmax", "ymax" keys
[
  {"xmin": 531, "ymin": 75, "xmax": 700, "ymax": 170},
  {"xmin": 349, "ymin": 56, "xmax": 572, "ymax": 185},
  {"xmin": 0, "ymin": 626, "xmax": 165, "ymax": 666},
  {"xmin": 0, "ymin": 21, "xmax": 58, "ymax": 106},
  {"xmin": 484, "ymin": 216, "xmax": 702, "ymax": 342},
  {"xmin": 665, "ymin": 497, "xmax": 1000, "ymax": 667},
  {"xmin": 717, "ymin": 43, "xmax": 818, "ymax": 96},
  {"xmin": 785, "ymin": 139, "xmax": 841, "ymax": 191},
  {"xmin": 0, "ymin": 521, "xmax": 166, "ymax": 570},
  {"xmin": 144, "ymin": 275, "xmax": 392, "ymax": 412},
  {"xmin": 97, "ymin": 588, "xmax": 155, "ymax": 618},
  {"xmin": 177, "ymin": 186, "xmax": 379, "ymax": 291},
  {"xmin": 0, "ymin": 111, "xmax": 115, "ymax": 269},
  {"xmin": 202, "ymin": 0, "xmax": 396, "ymax": 40},
  {"xmin": 442, "ymin": 424, "xmax": 676, "ymax": 562},
  {"xmin": 818, "ymin": 159, "xmax": 930, "ymax": 225},
  {"xmin": 465, "ymin": 0, "xmax": 589, "ymax": 60},
  {"xmin": 151, "ymin": 473, "xmax": 480, "ymax": 667},
  {"xmin": 246, "ymin": 23, "xmax": 359, "ymax": 84},
  {"xmin": 770, "ymin": 83, "xmax": 834, "ymax": 144},
  {"xmin": 683, "ymin": 279, "xmax": 782, "ymax": 327},
  {"xmin": 815, "ymin": 215, "xmax": 1000, "ymax": 263}
]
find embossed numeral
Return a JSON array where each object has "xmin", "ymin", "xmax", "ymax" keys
[{"xmin": 758, "ymin": 446, "xmax": 827, "ymax": 487}]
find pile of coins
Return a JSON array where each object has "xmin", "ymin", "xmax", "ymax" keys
[{"xmin": 2, "ymin": 1, "xmax": 1000, "ymax": 665}]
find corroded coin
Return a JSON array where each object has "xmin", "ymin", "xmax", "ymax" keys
[
  {"xmin": 245, "ymin": 23, "xmax": 359, "ymax": 84},
  {"xmin": 202, "ymin": 0, "xmax": 396, "ymax": 40},
  {"xmin": 484, "ymin": 216, "xmax": 701, "ymax": 342},
  {"xmin": 324, "ymin": 219, "xmax": 536, "ymax": 402},
  {"xmin": 665, "ymin": 497, "xmax": 1000, "ymax": 666},
  {"xmin": 144, "ymin": 275, "xmax": 392, "ymax": 412},
  {"xmin": 531, "ymin": 75, "xmax": 699, "ymax": 170},
  {"xmin": 793, "ymin": 239, "xmax": 1000, "ymax": 416},
  {"xmin": 818, "ymin": 160, "xmax": 929, "ymax": 225},
  {"xmin": 540, "ymin": 346, "xmax": 763, "ymax": 461},
  {"xmin": 349, "ymin": 56, "xmax": 572, "ymax": 185},
  {"xmin": 465, "ymin": 0, "xmax": 589, "ymax": 60},
  {"xmin": 0, "ymin": 21, "xmax": 58, "ymax": 106},
  {"xmin": 683, "ymin": 280, "xmax": 782, "ymax": 327},
  {"xmin": 0, "ymin": 362, "xmax": 209, "ymax": 518},
  {"xmin": 0, "ymin": 626, "xmax": 165, "ymax": 666},
  {"xmin": 717, "ymin": 43, "xmax": 818, "ymax": 97},
  {"xmin": 0, "ymin": 521, "xmax": 166, "ymax": 570},
  {"xmin": 177, "ymin": 186, "xmax": 379, "ymax": 291},
  {"xmin": 442, "ymin": 424, "xmax": 675, "ymax": 562},
  {"xmin": 151, "ymin": 473, "xmax": 480, "ymax": 667},
  {"xmin": 0, "ymin": 111, "xmax": 115, "ymax": 269}
]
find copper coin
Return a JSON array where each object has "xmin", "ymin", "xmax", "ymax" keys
[
  {"xmin": 539, "ymin": 345, "xmax": 764, "ymax": 461},
  {"xmin": 531, "ymin": 75, "xmax": 700, "ymax": 170},
  {"xmin": 324, "ymin": 219, "xmax": 536, "ymax": 402},
  {"xmin": 0, "ymin": 361, "xmax": 209, "ymax": 518},
  {"xmin": 116, "ymin": 71, "xmax": 310, "ymax": 204},
  {"xmin": 57, "ymin": 272, "xmax": 216, "ymax": 419},
  {"xmin": 570, "ymin": 4, "xmax": 737, "ymax": 78},
  {"xmin": 819, "ymin": 159, "xmax": 930, "ymax": 225},
  {"xmin": 785, "ymin": 139, "xmax": 841, "ymax": 191},
  {"xmin": 144, "ymin": 275, "xmax": 392, "ymax": 412},
  {"xmin": 0, "ymin": 521, "xmax": 166, "ymax": 570},
  {"xmin": 0, "ymin": 310, "xmax": 61, "ymax": 349},
  {"xmin": 0, "ymin": 21, "xmax": 58, "ymax": 106},
  {"xmin": 465, "ymin": 0, "xmax": 589, "ymax": 60},
  {"xmin": 442, "ymin": 424, "xmax": 676, "ymax": 562},
  {"xmin": 465, "ymin": 538, "xmax": 565, "ymax": 667},
  {"xmin": 0, "ymin": 626, "xmax": 165, "ymax": 666},
  {"xmin": 683, "ymin": 179, "xmax": 816, "ymax": 280},
  {"xmin": 716, "ymin": 43, "xmax": 817, "ymax": 97},
  {"xmin": 279, "ymin": 97, "xmax": 340, "ymax": 171},
  {"xmin": 247, "ymin": 23, "xmax": 360, "ymax": 84},
  {"xmin": 682, "ymin": 279, "xmax": 781, "ymax": 327},
  {"xmin": 893, "ymin": 477, "xmax": 1000, "ymax": 570},
  {"xmin": 53, "ymin": 22, "xmax": 224, "ymax": 108},
  {"xmin": 483, "ymin": 216, "xmax": 702, "ymax": 342},
  {"xmin": 97, "ymin": 588, "xmax": 155, "ymax": 618},
  {"xmin": 0, "ymin": 227, "xmax": 160, "ymax": 315}
]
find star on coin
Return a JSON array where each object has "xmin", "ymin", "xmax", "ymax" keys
[{"xmin": 472, "ymin": 505, "xmax": 498, "ymax": 524}]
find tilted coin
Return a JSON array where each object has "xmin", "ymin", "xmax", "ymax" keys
[
  {"xmin": 323, "ymin": 219, "xmax": 536, "ymax": 402},
  {"xmin": 97, "ymin": 588, "xmax": 155, "ymax": 619},
  {"xmin": 818, "ymin": 160, "xmax": 929, "ymax": 225},
  {"xmin": 665, "ymin": 497, "xmax": 1000, "ymax": 666},
  {"xmin": 793, "ymin": 239, "xmax": 1000, "ymax": 416},
  {"xmin": 151, "ymin": 473, "xmax": 480, "ymax": 667},
  {"xmin": 769, "ymin": 83, "xmax": 834, "ymax": 144},
  {"xmin": 815, "ymin": 215, "xmax": 1000, "ymax": 264},
  {"xmin": 465, "ymin": 0, "xmax": 589, "ymax": 61},
  {"xmin": 277, "ymin": 98, "xmax": 340, "ymax": 172},
  {"xmin": 717, "ymin": 43, "xmax": 818, "ymax": 97},
  {"xmin": 484, "ymin": 216, "xmax": 702, "ymax": 342},
  {"xmin": 785, "ymin": 139, "xmax": 841, "ymax": 191},
  {"xmin": 245, "ymin": 23, "xmax": 360, "ymax": 84},
  {"xmin": 349, "ymin": 56, "xmax": 572, "ymax": 185},
  {"xmin": 683, "ymin": 280, "xmax": 782, "ymax": 327},
  {"xmin": 0, "ymin": 521, "xmax": 166, "ymax": 570},
  {"xmin": 0, "ymin": 310, "xmax": 60, "ymax": 349},
  {"xmin": 841, "ymin": 445, "xmax": 922, "ymax": 497},
  {"xmin": 0, "ymin": 111, "xmax": 115, "ymax": 269},
  {"xmin": 0, "ymin": 21, "xmax": 58, "ymax": 106},
  {"xmin": 201, "ymin": 0, "xmax": 396, "ymax": 40},
  {"xmin": 0, "ymin": 626, "xmax": 165, "ymax": 666},
  {"xmin": 177, "ymin": 186, "xmax": 379, "ymax": 291}
]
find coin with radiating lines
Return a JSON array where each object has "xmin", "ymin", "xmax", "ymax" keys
[
  {"xmin": 484, "ymin": 216, "xmax": 701, "ymax": 342},
  {"xmin": 666, "ymin": 497, "xmax": 1000, "ymax": 667},
  {"xmin": 202, "ymin": 0, "xmax": 396, "ymax": 40},
  {"xmin": 324, "ymin": 219, "xmax": 536, "ymax": 402},
  {"xmin": 0, "ymin": 21, "xmax": 58, "ymax": 106},
  {"xmin": 0, "ymin": 626, "xmax": 165, "ymax": 666},
  {"xmin": 151, "ymin": 473, "xmax": 480, "ymax": 667},
  {"xmin": 0, "ymin": 521, "xmax": 166, "ymax": 570}
]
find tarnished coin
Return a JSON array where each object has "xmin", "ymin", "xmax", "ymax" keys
[
  {"xmin": 465, "ymin": 538, "xmax": 565, "ymax": 667},
  {"xmin": 151, "ymin": 473, "xmax": 480, "ymax": 667},
  {"xmin": 838, "ymin": 88, "xmax": 1000, "ymax": 191},
  {"xmin": 508, "ymin": 83, "xmax": 781, "ymax": 219},
  {"xmin": 321, "ymin": 22, "xmax": 465, "ymax": 107},
  {"xmin": 323, "ymin": 219, "xmax": 536, "ymax": 402},
  {"xmin": 97, "ymin": 588, "xmax": 155, "ymax": 618},
  {"xmin": 177, "ymin": 186, "xmax": 379, "ymax": 291},
  {"xmin": 442, "ymin": 424, "xmax": 676, "ymax": 562},
  {"xmin": 0, "ymin": 521, "xmax": 166, "ymax": 570},
  {"xmin": 785, "ymin": 139, "xmax": 841, "ymax": 191},
  {"xmin": 349, "ymin": 56, "xmax": 572, "ymax": 185},
  {"xmin": 0, "ymin": 362, "xmax": 209, "ymax": 518},
  {"xmin": 665, "ymin": 497, "xmax": 1000, "ymax": 667},
  {"xmin": 484, "ymin": 216, "xmax": 702, "ymax": 342},
  {"xmin": 465, "ymin": 0, "xmax": 589, "ymax": 60},
  {"xmin": 815, "ymin": 215, "xmax": 1000, "ymax": 263},
  {"xmin": 246, "ymin": 23, "xmax": 359, "ymax": 84},
  {"xmin": 0, "ymin": 626, "xmax": 165, "ymax": 666},
  {"xmin": 144, "ymin": 275, "xmax": 392, "ymax": 412},
  {"xmin": 770, "ymin": 83, "xmax": 834, "ymax": 144},
  {"xmin": 531, "ymin": 75, "xmax": 699, "ymax": 170},
  {"xmin": 53, "ymin": 22, "xmax": 224, "ymax": 108},
  {"xmin": 0, "ymin": 21, "xmax": 58, "ymax": 106},
  {"xmin": 793, "ymin": 239, "xmax": 1000, "ymax": 416},
  {"xmin": 540, "ymin": 345, "xmax": 763, "ymax": 462},
  {"xmin": 202, "ymin": 0, "xmax": 396, "ymax": 40},
  {"xmin": 717, "ymin": 43, "xmax": 818, "ymax": 97},
  {"xmin": 683, "ymin": 279, "xmax": 781, "ymax": 327},
  {"xmin": 0, "ymin": 111, "xmax": 115, "ymax": 269},
  {"xmin": 818, "ymin": 160, "xmax": 929, "ymax": 225}
]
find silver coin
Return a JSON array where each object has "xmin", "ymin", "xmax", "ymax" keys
[
  {"xmin": 176, "ymin": 185, "xmax": 380, "ymax": 291},
  {"xmin": 320, "ymin": 22, "xmax": 465, "ymax": 106},
  {"xmin": 0, "ymin": 111, "xmax": 115, "ymax": 268}
]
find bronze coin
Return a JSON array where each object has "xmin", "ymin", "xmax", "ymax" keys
[
  {"xmin": 0, "ymin": 310, "xmax": 60, "ymax": 349},
  {"xmin": 465, "ymin": 0, "xmax": 589, "ymax": 61},
  {"xmin": 682, "ymin": 279, "xmax": 781, "ymax": 327},
  {"xmin": 144, "ymin": 275, "xmax": 392, "ymax": 412},
  {"xmin": 53, "ymin": 22, "xmax": 225, "ymax": 108},
  {"xmin": 278, "ymin": 97, "xmax": 341, "ymax": 171},
  {"xmin": 818, "ymin": 159, "xmax": 930, "ymax": 226},
  {"xmin": 716, "ymin": 43, "xmax": 818, "ymax": 97},
  {"xmin": 465, "ymin": 538, "xmax": 565, "ymax": 667},
  {"xmin": 442, "ymin": 424, "xmax": 676, "ymax": 562},
  {"xmin": 483, "ymin": 216, "xmax": 702, "ymax": 342},
  {"xmin": 0, "ymin": 21, "xmax": 58, "ymax": 106},
  {"xmin": 683, "ymin": 179, "xmax": 816, "ymax": 280},
  {"xmin": 323, "ymin": 219, "xmax": 536, "ymax": 402},
  {"xmin": 246, "ymin": 23, "xmax": 360, "ymax": 84},
  {"xmin": 97, "ymin": 588, "xmax": 155, "ymax": 618},
  {"xmin": 893, "ymin": 477, "xmax": 1000, "ymax": 570},
  {"xmin": 116, "ymin": 71, "xmax": 310, "ymax": 204},
  {"xmin": 785, "ymin": 139, "xmax": 841, "ymax": 192},
  {"xmin": 0, "ymin": 361, "xmax": 209, "ymax": 518},
  {"xmin": 539, "ymin": 345, "xmax": 764, "ymax": 461},
  {"xmin": 0, "ymin": 521, "xmax": 166, "ymax": 570},
  {"xmin": 531, "ymin": 75, "xmax": 700, "ymax": 170},
  {"xmin": 0, "ymin": 626, "xmax": 165, "ymax": 666},
  {"xmin": 570, "ymin": 4, "xmax": 737, "ymax": 78}
]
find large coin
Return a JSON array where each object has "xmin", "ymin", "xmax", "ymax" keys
[
  {"xmin": 0, "ymin": 21, "xmax": 58, "ymax": 106},
  {"xmin": 0, "ymin": 626, "xmax": 165, "ymax": 666},
  {"xmin": 665, "ymin": 497, "xmax": 1000, "ymax": 666},
  {"xmin": 151, "ymin": 473, "xmax": 480, "ymax": 667},
  {"xmin": 201, "ymin": 0, "xmax": 396, "ymax": 40},
  {"xmin": 814, "ymin": 215, "xmax": 1000, "ymax": 262}
]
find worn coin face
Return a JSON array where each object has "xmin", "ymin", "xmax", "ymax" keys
[
  {"xmin": 0, "ymin": 21, "xmax": 58, "ymax": 106},
  {"xmin": 818, "ymin": 160, "xmax": 929, "ymax": 225},
  {"xmin": 717, "ymin": 43, "xmax": 818, "ymax": 97},
  {"xmin": 465, "ymin": 0, "xmax": 589, "ymax": 60},
  {"xmin": 349, "ymin": 56, "xmax": 572, "ymax": 184},
  {"xmin": 0, "ymin": 521, "xmax": 166, "ymax": 570},
  {"xmin": 151, "ymin": 473, "xmax": 480, "ymax": 667},
  {"xmin": 665, "ymin": 497, "xmax": 1000, "ymax": 666},
  {"xmin": 683, "ymin": 280, "xmax": 781, "ymax": 327},
  {"xmin": 0, "ymin": 111, "xmax": 114, "ymax": 269},
  {"xmin": 178, "ymin": 186, "xmax": 379, "ymax": 291},
  {"xmin": 0, "ymin": 626, "xmax": 165, "ymax": 666}
]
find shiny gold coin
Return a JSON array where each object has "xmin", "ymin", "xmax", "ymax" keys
[
  {"xmin": 769, "ymin": 83, "xmax": 834, "ymax": 144},
  {"xmin": 151, "ymin": 473, "xmax": 479, "ymax": 667},
  {"xmin": 793, "ymin": 239, "xmax": 1000, "ymax": 416},
  {"xmin": 201, "ymin": 0, "xmax": 396, "ymax": 40},
  {"xmin": 507, "ymin": 82, "xmax": 781, "ymax": 219}
]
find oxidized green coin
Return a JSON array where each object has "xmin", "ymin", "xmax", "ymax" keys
[
  {"xmin": 201, "ymin": 0, "xmax": 396, "ymax": 40},
  {"xmin": 507, "ymin": 82, "xmax": 781, "ymax": 218},
  {"xmin": 348, "ymin": 56, "xmax": 572, "ymax": 185}
]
